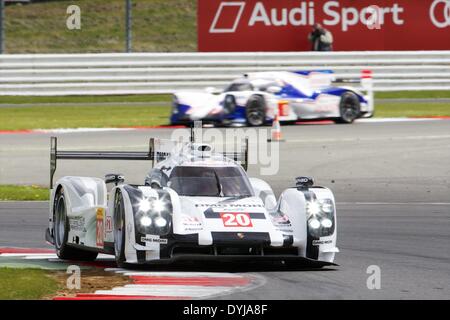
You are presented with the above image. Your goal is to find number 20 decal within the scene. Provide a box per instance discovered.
[220,213,253,227]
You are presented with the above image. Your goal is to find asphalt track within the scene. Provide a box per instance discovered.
[1,119,449,299]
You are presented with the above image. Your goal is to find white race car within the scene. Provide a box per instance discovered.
[46,135,338,267]
[171,70,374,126]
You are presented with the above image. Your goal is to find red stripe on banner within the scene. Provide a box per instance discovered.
[130,275,250,287]
[0,247,55,254]
[54,294,190,300]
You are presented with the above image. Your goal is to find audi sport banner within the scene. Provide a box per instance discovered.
[198,0,450,51]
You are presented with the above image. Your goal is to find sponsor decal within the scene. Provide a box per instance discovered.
[181,215,203,231]
[209,2,246,33]
[199,0,450,51]
[96,208,104,247]
[430,0,450,28]
[271,213,292,227]
[312,239,332,246]
[182,215,201,224]
[221,212,253,227]
[105,216,113,233]
[141,235,168,244]
[196,203,263,208]
[69,216,85,231]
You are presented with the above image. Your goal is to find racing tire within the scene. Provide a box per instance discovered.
[335,91,361,124]
[114,190,127,268]
[53,188,98,261]
[245,95,266,126]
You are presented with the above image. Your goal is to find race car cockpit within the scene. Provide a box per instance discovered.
[147,165,254,198]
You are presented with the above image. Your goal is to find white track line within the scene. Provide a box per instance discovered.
[0,251,260,299]
[0,253,54,257]
[35,128,135,134]
[97,285,235,298]
[338,202,450,205]
[356,118,445,123]
[23,254,59,260]
[2,117,448,135]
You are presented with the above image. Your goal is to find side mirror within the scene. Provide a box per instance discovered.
[105,173,125,186]
[267,86,282,94]
[296,176,314,190]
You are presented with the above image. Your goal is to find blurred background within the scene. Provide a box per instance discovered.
[1,0,197,53]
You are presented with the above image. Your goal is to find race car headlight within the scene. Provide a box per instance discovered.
[321,218,333,228]
[154,216,167,228]
[306,201,321,217]
[138,199,152,212]
[152,199,167,213]
[134,196,172,235]
[140,215,152,227]
[306,198,335,237]
[319,199,333,214]
[308,218,321,229]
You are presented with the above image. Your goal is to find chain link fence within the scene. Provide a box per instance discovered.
[2,0,196,53]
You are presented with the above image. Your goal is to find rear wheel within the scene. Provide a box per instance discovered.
[246,95,266,126]
[53,188,98,261]
[114,190,127,268]
[335,92,361,124]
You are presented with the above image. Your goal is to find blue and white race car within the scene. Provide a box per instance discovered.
[170,71,374,126]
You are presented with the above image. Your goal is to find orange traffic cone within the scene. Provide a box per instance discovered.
[267,115,284,142]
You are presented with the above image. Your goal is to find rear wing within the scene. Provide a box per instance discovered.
[49,134,249,188]
[334,70,373,88]
[294,70,373,96]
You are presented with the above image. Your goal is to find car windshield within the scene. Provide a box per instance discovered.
[224,81,254,92]
[168,166,254,197]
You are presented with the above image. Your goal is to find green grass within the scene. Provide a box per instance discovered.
[1,92,448,105]
[0,94,449,131]
[0,94,171,105]
[375,102,450,118]
[0,105,170,130]
[0,268,58,299]
[0,185,49,201]
[375,91,450,100]
[4,0,197,53]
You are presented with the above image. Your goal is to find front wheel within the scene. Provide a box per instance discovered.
[114,190,127,268]
[53,188,98,261]
[335,92,361,124]
[246,95,266,126]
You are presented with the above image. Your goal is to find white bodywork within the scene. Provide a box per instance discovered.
[173,71,374,123]
[174,89,278,121]
[48,140,339,266]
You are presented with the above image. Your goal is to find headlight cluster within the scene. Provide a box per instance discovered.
[135,197,171,235]
[306,199,335,237]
